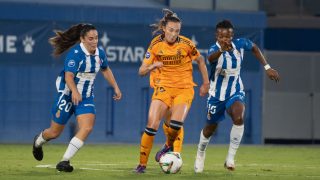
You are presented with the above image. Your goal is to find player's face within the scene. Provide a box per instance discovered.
[163,21,181,44]
[81,30,98,54]
[216,28,234,44]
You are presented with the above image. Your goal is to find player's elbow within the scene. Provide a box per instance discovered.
[195,55,205,64]
[138,66,149,76]
[138,68,146,76]
[251,43,260,53]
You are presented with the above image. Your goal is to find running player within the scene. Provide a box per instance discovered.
[135,9,209,173]
[32,23,122,172]
[194,20,280,173]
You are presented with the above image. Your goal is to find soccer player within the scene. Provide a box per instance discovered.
[32,23,122,172]
[194,20,280,173]
[135,9,209,173]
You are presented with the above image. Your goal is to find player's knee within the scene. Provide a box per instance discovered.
[48,129,62,139]
[169,120,184,131]
[203,124,218,137]
[232,116,244,125]
[230,109,244,125]
[80,126,93,135]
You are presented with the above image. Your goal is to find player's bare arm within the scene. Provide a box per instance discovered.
[207,50,222,63]
[101,67,122,100]
[65,71,82,105]
[252,43,280,82]
[195,55,209,96]
[138,61,163,76]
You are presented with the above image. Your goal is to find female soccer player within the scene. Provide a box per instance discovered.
[194,20,280,173]
[32,23,122,172]
[135,9,209,173]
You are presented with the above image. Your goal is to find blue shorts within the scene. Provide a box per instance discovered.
[51,93,96,125]
[206,92,245,124]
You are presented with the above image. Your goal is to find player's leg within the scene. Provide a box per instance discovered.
[164,111,184,153]
[155,112,173,162]
[56,97,95,172]
[194,96,225,173]
[156,110,184,162]
[166,104,188,149]
[136,99,168,173]
[33,93,72,161]
[165,88,193,155]
[56,113,95,172]
[194,123,218,173]
[225,93,245,171]
[33,121,65,161]
[173,124,184,153]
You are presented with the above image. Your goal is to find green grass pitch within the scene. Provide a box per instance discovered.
[0,144,319,179]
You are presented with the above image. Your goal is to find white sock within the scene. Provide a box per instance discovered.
[35,132,48,147]
[226,124,244,162]
[197,130,211,155]
[62,137,84,161]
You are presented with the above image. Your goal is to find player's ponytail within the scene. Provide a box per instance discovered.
[151,8,181,36]
[49,23,96,57]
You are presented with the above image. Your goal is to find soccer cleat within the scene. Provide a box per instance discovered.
[56,161,74,172]
[134,164,146,173]
[32,135,43,161]
[194,150,206,173]
[224,160,235,171]
[155,144,172,162]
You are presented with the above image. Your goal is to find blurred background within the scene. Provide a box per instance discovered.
[0,0,319,145]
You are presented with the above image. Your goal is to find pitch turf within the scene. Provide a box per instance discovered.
[0,144,319,179]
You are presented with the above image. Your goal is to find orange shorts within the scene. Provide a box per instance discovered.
[152,86,194,109]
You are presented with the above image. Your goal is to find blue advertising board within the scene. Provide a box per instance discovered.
[0,3,265,144]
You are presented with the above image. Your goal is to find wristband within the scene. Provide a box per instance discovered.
[264,64,271,70]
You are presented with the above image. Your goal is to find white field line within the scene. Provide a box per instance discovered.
[35,164,126,172]
[200,163,319,169]
[35,163,320,178]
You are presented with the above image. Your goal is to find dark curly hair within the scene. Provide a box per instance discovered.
[216,20,234,30]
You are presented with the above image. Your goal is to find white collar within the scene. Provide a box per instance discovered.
[215,41,236,49]
[80,42,99,56]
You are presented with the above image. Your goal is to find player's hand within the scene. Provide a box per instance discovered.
[113,87,122,100]
[148,62,163,72]
[200,83,209,97]
[219,40,233,52]
[266,68,280,82]
[152,61,163,69]
[72,91,82,105]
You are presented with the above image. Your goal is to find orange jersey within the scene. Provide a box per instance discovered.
[144,35,201,89]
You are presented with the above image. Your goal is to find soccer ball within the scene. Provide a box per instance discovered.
[159,152,183,174]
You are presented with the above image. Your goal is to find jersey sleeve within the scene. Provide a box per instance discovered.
[189,41,201,61]
[207,44,219,56]
[99,48,109,70]
[143,45,156,65]
[64,50,80,75]
[237,38,254,51]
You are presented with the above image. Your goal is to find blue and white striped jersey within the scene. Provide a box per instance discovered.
[56,43,108,98]
[207,38,253,101]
